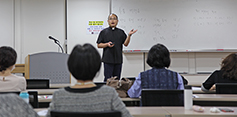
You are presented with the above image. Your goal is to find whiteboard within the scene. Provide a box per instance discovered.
[112,0,237,51]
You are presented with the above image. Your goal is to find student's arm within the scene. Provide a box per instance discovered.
[123,29,137,46]
[177,74,184,90]
[201,71,218,92]
[127,73,141,98]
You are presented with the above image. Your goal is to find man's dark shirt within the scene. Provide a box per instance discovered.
[97,27,127,64]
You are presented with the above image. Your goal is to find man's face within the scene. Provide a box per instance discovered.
[108,14,118,28]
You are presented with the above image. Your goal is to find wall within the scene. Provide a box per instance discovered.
[13,0,66,63]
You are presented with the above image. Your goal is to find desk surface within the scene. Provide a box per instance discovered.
[162,107,237,117]
[35,107,237,117]
[38,96,140,103]
[38,94,237,104]
[194,94,237,101]
[30,86,210,95]
[27,89,58,95]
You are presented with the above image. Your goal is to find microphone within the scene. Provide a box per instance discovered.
[48,35,64,53]
[48,36,59,43]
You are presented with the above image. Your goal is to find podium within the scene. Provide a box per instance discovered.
[25,52,70,84]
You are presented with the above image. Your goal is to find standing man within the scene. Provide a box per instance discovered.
[97,13,137,82]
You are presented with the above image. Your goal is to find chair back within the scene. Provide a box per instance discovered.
[216,83,237,94]
[50,110,121,117]
[0,91,38,108]
[26,79,50,89]
[94,82,106,87]
[141,89,184,106]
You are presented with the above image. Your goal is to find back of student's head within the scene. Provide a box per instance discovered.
[146,43,170,68]
[67,43,101,81]
[221,53,237,80]
[0,46,17,72]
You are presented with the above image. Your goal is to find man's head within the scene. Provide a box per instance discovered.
[107,13,118,28]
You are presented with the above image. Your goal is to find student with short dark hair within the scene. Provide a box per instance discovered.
[0,46,26,91]
[202,53,237,92]
[46,43,132,117]
[127,43,184,98]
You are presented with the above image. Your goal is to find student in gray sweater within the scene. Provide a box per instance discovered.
[46,43,132,117]
[0,94,39,117]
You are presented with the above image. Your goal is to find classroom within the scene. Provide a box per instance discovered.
[1,0,237,116]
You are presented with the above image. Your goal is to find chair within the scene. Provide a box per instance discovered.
[141,89,184,106]
[50,110,121,117]
[26,79,50,89]
[0,91,39,108]
[216,83,237,94]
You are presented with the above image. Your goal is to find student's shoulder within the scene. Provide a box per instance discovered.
[11,74,26,80]
[210,70,222,76]
[53,87,68,94]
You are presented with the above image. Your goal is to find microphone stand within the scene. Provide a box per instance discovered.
[54,41,64,53]
[49,36,64,53]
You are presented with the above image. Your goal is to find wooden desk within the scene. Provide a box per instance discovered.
[31,87,211,95]
[193,94,237,106]
[37,97,140,103]
[194,94,237,101]
[35,89,237,106]
[35,107,237,117]
[162,107,237,117]
[27,89,58,95]
[11,64,25,74]
[35,107,169,117]
[127,107,169,117]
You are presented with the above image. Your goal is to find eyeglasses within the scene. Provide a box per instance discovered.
[108,18,117,20]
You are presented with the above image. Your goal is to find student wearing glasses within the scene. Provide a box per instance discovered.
[96,13,137,82]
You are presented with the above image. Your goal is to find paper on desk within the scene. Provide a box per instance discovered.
[37,109,48,116]
[192,87,201,91]
[38,95,53,99]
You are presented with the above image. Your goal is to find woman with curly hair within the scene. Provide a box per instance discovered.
[0,46,26,91]
[202,53,237,92]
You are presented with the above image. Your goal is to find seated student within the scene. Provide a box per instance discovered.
[202,53,237,92]
[0,93,39,117]
[0,46,26,91]
[46,44,132,117]
[127,43,184,98]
